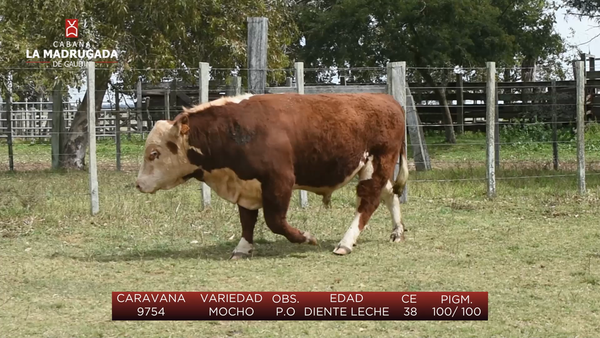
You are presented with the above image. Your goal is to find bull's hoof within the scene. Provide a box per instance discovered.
[390,231,405,243]
[333,245,352,255]
[302,232,318,245]
[230,251,252,260]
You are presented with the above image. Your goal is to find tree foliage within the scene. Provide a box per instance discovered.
[0,0,298,168]
[1,0,298,95]
[565,0,600,19]
[293,0,564,77]
[291,0,566,142]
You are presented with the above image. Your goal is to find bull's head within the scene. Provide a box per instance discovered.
[135,114,197,193]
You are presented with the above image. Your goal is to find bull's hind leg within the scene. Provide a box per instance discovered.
[333,154,391,255]
[386,153,408,242]
[261,174,318,246]
[381,181,405,242]
[230,205,258,260]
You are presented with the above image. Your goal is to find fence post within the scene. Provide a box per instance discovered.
[227,76,243,96]
[575,61,586,195]
[199,62,212,209]
[551,80,559,170]
[456,73,464,134]
[295,62,309,208]
[126,103,131,141]
[388,61,408,203]
[5,74,14,172]
[115,89,121,171]
[233,76,242,96]
[165,88,170,120]
[87,61,100,215]
[0,89,4,130]
[247,17,268,94]
[495,81,500,168]
[136,79,143,139]
[486,61,497,199]
[405,87,431,171]
[51,82,64,169]
[25,98,29,139]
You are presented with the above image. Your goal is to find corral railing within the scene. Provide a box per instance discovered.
[0,60,596,214]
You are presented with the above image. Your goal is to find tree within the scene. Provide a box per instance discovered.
[565,0,600,19]
[0,0,298,169]
[292,0,566,143]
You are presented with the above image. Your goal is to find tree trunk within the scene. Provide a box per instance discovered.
[521,55,537,121]
[60,70,111,169]
[418,68,456,143]
[521,55,536,82]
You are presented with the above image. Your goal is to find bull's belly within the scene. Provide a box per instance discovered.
[201,157,367,210]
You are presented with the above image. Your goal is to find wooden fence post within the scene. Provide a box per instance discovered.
[165,88,170,120]
[136,79,143,139]
[456,73,464,134]
[199,62,212,209]
[227,76,243,96]
[5,74,14,172]
[486,61,497,199]
[551,80,559,170]
[51,81,64,169]
[247,17,268,94]
[295,62,309,208]
[233,76,242,96]
[87,61,100,215]
[115,89,121,171]
[0,89,4,131]
[575,60,586,195]
[126,95,131,141]
[495,81,500,168]
[405,87,431,171]
[388,61,408,203]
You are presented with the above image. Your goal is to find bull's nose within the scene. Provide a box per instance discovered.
[135,181,142,191]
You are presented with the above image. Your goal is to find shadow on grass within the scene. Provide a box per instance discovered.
[58,238,346,262]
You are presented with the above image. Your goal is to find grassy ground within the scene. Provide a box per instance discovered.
[1,128,600,337]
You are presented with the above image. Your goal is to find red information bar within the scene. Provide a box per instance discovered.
[112,292,487,321]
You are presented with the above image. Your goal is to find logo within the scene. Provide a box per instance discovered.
[65,19,78,38]
[25,18,123,67]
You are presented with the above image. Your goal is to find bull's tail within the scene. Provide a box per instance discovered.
[392,137,409,196]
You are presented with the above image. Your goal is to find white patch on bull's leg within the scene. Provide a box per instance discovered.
[230,237,254,259]
[381,180,405,242]
[333,212,362,255]
[359,155,374,181]
[301,231,318,245]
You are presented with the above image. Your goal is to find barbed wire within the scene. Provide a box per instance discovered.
[0,136,595,148]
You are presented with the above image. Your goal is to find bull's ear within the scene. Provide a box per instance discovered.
[172,112,190,136]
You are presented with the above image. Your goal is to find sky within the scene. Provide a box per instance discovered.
[554,3,600,64]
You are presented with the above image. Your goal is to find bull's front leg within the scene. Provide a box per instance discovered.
[230,205,259,260]
[261,174,318,246]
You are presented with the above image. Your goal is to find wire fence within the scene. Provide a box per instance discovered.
[0,61,598,213]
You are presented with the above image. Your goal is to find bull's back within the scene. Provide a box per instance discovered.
[252,93,405,189]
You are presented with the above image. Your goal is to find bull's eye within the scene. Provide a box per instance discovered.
[149,150,160,161]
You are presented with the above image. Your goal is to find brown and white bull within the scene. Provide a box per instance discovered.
[135,93,409,258]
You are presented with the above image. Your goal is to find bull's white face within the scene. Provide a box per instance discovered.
[135,119,197,194]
